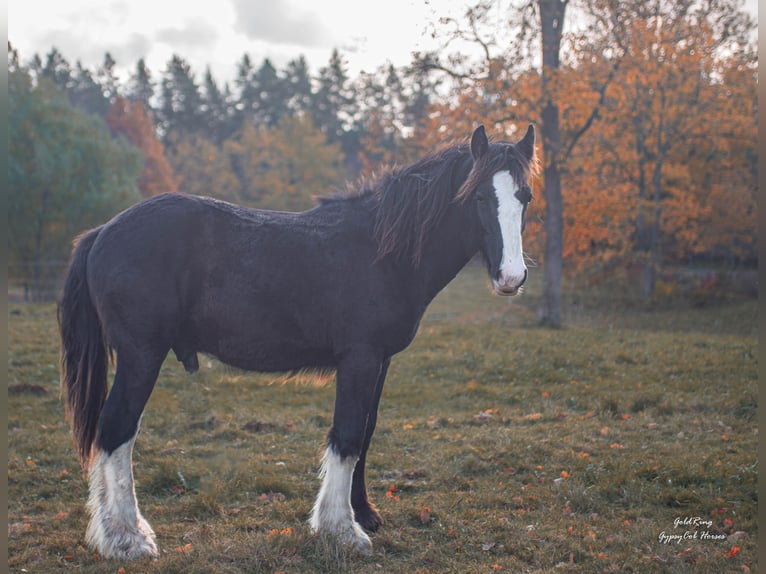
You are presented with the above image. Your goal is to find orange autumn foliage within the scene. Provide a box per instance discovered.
[107,97,179,197]
[364,1,756,282]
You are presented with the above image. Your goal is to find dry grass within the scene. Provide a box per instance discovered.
[8,266,757,573]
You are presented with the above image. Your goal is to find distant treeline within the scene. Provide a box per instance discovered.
[8,0,758,301]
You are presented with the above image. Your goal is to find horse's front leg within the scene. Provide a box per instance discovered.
[309,346,384,554]
[351,357,390,532]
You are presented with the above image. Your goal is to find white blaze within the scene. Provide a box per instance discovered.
[492,171,527,291]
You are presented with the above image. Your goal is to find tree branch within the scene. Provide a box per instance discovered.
[562,58,621,162]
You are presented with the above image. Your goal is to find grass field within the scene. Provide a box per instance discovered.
[8,265,758,573]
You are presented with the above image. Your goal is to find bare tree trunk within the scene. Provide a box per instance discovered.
[537,0,567,327]
[645,147,664,298]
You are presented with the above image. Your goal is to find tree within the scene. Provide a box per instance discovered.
[574,0,757,293]
[107,96,179,197]
[284,56,314,116]
[68,61,110,117]
[201,67,237,143]
[159,54,205,139]
[126,58,155,111]
[252,58,288,126]
[166,132,240,200]
[312,49,355,143]
[536,0,567,326]
[355,64,410,175]
[40,47,72,92]
[9,69,142,299]
[97,52,120,102]
[224,115,344,211]
[234,53,257,124]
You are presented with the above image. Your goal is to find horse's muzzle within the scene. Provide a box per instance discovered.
[493,269,527,296]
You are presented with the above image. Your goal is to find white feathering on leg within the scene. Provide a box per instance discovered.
[309,447,372,554]
[85,433,158,559]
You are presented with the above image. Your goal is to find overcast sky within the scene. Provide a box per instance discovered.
[9,0,758,87]
[9,0,471,85]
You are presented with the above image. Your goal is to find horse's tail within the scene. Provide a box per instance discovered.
[58,226,109,472]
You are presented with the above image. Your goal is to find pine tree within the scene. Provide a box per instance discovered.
[312,49,355,143]
[284,56,314,116]
[69,62,110,117]
[159,54,204,140]
[202,67,236,143]
[127,58,155,111]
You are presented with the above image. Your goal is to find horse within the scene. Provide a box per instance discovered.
[58,124,536,559]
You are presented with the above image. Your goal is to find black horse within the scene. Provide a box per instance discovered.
[58,124,536,558]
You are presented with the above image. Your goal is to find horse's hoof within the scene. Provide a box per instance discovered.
[354,505,383,533]
[86,516,159,560]
[340,525,373,555]
[314,521,373,555]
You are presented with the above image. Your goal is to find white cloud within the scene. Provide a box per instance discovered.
[231,0,330,47]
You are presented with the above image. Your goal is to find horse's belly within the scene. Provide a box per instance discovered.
[206,337,335,373]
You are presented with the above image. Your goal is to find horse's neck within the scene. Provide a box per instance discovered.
[413,205,479,304]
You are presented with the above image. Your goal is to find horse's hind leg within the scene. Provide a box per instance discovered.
[86,349,165,559]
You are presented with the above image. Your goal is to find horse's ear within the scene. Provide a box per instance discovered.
[470,125,489,161]
[518,124,535,162]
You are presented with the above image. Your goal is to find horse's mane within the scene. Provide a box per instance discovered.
[319,138,535,266]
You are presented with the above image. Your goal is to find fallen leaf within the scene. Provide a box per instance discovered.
[258,491,285,504]
[419,506,431,524]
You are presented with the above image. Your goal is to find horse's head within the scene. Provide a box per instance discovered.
[460,124,536,296]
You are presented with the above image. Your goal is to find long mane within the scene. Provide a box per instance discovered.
[320,144,473,265]
[319,137,535,266]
